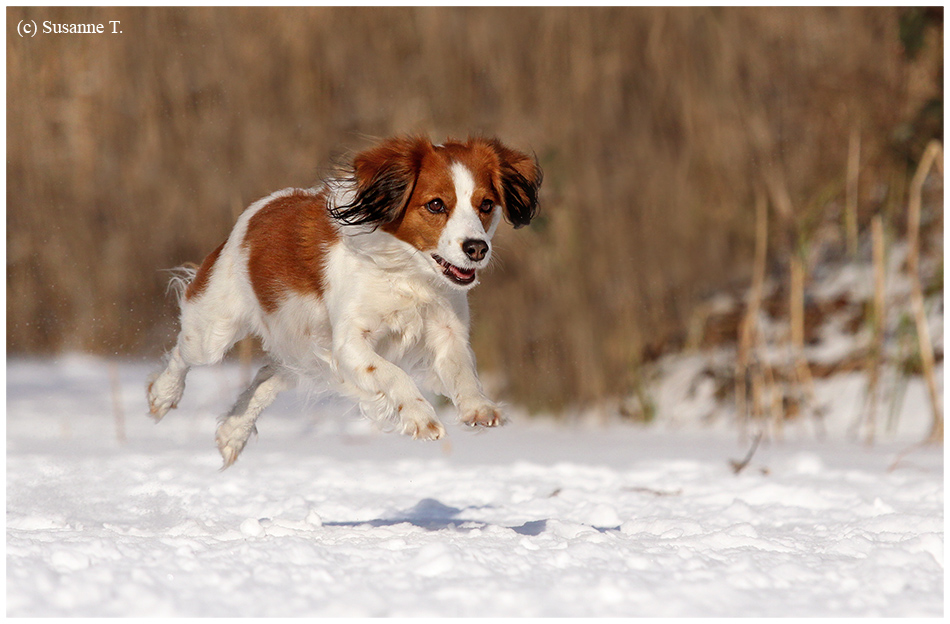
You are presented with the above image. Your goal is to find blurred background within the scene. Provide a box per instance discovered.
[7,7,943,431]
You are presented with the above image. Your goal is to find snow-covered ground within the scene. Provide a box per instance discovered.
[6,354,943,616]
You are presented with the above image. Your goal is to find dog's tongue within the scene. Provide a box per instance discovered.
[450,264,476,280]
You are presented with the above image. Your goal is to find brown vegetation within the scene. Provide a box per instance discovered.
[7,7,943,410]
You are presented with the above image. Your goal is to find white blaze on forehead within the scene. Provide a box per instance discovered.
[438,162,493,266]
[450,161,476,210]
[446,162,486,238]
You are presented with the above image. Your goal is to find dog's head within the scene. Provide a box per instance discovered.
[331,136,542,289]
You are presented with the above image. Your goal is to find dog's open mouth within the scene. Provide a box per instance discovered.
[432,254,477,286]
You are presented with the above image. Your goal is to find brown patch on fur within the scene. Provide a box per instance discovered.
[243,189,339,313]
[185,240,226,301]
[381,148,453,251]
[366,365,377,373]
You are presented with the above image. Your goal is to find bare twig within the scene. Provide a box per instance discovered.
[887,440,934,473]
[906,140,943,444]
[730,431,764,474]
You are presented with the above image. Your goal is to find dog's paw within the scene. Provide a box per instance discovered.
[460,401,505,428]
[146,372,184,422]
[215,418,258,469]
[398,400,446,441]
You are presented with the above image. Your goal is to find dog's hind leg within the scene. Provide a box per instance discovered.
[147,315,246,422]
[147,346,191,421]
[148,249,249,422]
[216,363,295,468]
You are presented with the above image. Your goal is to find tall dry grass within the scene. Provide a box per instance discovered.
[7,7,942,410]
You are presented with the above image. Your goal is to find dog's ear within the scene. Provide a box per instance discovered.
[488,139,543,229]
[330,136,430,227]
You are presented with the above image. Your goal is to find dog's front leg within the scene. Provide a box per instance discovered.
[425,308,504,429]
[333,325,446,440]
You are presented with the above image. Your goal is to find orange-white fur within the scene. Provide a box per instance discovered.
[147,136,542,467]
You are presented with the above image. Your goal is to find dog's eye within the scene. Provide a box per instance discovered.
[426,198,446,214]
[479,199,495,214]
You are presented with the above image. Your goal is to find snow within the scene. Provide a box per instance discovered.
[6,355,944,617]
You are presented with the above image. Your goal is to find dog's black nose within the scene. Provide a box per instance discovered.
[462,239,489,262]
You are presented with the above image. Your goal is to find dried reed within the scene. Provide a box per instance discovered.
[906,140,943,443]
[861,215,886,444]
[736,189,769,438]
[789,254,815,401]
[845,128,862,258]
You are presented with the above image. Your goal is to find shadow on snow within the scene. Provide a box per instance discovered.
[322,497,615,536]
